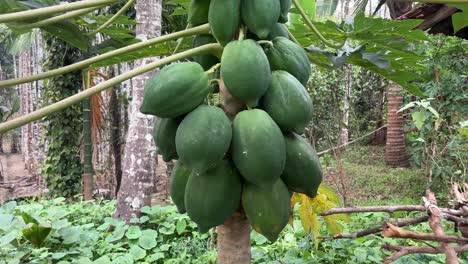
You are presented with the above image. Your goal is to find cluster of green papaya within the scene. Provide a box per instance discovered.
[140,0,322,242]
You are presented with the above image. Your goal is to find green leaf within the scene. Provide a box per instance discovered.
[175,219,187,235]
[129,246,146,260]
[412,111,426,130]
[125,226,142,240]
[42,21,89,51]
[138,234,157,250]
[22,223,52,247]
[449,4,468,33]
[146,253,164,262]
[93,256,111,264]
[0,214,14,231]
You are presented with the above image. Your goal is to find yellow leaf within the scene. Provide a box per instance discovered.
[324,215,343,235]
[298,194,320,241]
[289,193,296,226]
[318,184,342,206]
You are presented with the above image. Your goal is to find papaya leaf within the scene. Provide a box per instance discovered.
[298,194,320,245]
[449,4,468,33]
[324,215,344,235]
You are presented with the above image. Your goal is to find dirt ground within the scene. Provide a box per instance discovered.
[0,141,37,203]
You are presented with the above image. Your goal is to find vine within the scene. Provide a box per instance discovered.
[41,33,83,198]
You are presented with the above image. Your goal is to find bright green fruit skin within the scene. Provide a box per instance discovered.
[185,160,242,233]
[153,117,182,162]
[267,23,289,40]
[278,0,291,23]
[188,0,211,26]
[242,179,290,242]
[221,40,272,107]
[192,34,219,70]
[266,37,311,86]
[170,161,192,214]
[176,105,232,173]
[140,62,210,118]
[282,133,323,198]
[241,0,281,39]
[231,109,286,187]
[261,71,313,134]
[209,0,241,46]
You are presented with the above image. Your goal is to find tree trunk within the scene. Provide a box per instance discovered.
[115,0,163,221]
[339,65,352,145]
[386,0,412,19]
[109,67,123,197]
[83,71,93,200]
[385,82,410,167]
[217,78,251,264]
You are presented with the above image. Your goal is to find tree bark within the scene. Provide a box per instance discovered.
[115,0,162,221]
[109,67,123,197]
[386,0,413,19]
[385,82,410,167]
[217,78,251,264]
[339,65,352,145]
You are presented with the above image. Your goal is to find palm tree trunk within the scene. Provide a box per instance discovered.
[115,0,163,221]
[217,79,251,264]
[385,82,410,167]
[83,70,93,200]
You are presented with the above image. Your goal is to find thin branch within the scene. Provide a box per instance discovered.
[444,214,468,225]
[86,0,136,36]
[12,6,102,30]
[0,0,119,23]
[0,43,223,134]
[0,24,211,89]
[323,216,429,240]
[321,205,467,216]
[291,0,345,49]
[383,243,468,264]
[382,223,468,244]
[404,0,468,3]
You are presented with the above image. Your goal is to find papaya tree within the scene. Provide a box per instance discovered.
[0,0,467,263]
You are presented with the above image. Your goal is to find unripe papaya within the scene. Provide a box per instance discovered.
[267,23,289,40]
[209,0,241,46]
[141,62,210,118]
[221,40,271,107]
[231,109,286,187]
[188,0,210,26]
[261,71,313,134]
[176,105,232,173]
[282,133,322,198]
[185,160,242,233]
[242,179,290,242]
[153,117,182,162]
[279,0,291,23]
[265,37,311,86]
[170,162,192,214]
[241,0,281,39]
[192,34,219,70]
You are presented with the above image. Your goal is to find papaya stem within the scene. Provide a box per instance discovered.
[282,24,301,46]
[291,0,344,49]
[0,23,211,88]
[0,0,120,23]
[205,63,221,74]
[171,23,192,55]
[87,0,136,36]
[238,25,246,41]
[0,43,223,133]
[256,40,274,48]
[12,6,102,30]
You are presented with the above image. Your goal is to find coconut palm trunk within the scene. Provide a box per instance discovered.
[385,82,410,167]
[115,0,163,221]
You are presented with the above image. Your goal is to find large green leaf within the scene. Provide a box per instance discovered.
[449,4,468,33]
[41,21,89,51]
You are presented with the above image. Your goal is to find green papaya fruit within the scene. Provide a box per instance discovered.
[279,0,291,23]
[209,0,241,46]
[188,0,210,26]
[176,105,232,173]
[185,160,242,233]
[261,71,313,134]
[141,62,210,118]
[153,117,183,162]
[242,179,290,242]
[267,23,289,40]
[231,109,286,186]
[221,40,271,107]
[192,34,219,70]
[282,133,322,198]
[241,0,281,39]
[170,162,192,213]
[265,37,311,86]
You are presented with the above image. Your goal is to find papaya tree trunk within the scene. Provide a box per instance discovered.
[217,79,251,264]
[115,0,162,221]
[83,70,93,200]
[385,82,410,167]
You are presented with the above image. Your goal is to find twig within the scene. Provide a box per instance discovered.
[382,243,468,264]
[444,214,468,225]
[382,223,468,244]
[321,205,467,217]
[425,190,459,264]
[323,216,429,240]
